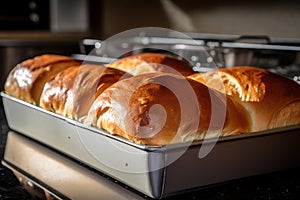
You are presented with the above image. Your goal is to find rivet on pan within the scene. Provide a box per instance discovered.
[95,42,101,49]
[207,57,213,63]
[191,55,199,62]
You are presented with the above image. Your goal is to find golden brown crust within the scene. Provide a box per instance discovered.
[107,53,194,76]
[7,54,298,146]
[40,64,131,120]
[189,67,268,102]
[4,54,82,105]
[86,73,250,146]
[268,101,300,129]
[189,66,300,131]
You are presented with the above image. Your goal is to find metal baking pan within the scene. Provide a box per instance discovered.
[2,131,144,200]
[2,92,300,199]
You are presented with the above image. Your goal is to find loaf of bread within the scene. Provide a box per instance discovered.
[188,66,300,132]
[4,54,82,105]
[85,73,250,146]
[106,53,195,76]
[40,64,131,120]
[4,53,300,146]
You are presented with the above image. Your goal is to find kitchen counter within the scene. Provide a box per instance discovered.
[0,101,300,200]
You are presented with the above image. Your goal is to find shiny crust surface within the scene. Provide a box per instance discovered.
[40,64,131,120]
[4,54,81,105]
[86,73,250,146]
[189,66,268,102]
[189,66,300,131]
[5,53,300,146]
[107,53,194,76]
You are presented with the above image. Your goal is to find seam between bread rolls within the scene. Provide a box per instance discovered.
[4,54,300,146]
[85,72,251,146]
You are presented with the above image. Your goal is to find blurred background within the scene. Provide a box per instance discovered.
[1,0,300,88]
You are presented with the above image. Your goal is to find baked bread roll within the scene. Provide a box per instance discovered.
[188,66,300,131]
[106,53,194,76]
[4,54,82,105]
[40,64,131,120]
[85,73,250,146]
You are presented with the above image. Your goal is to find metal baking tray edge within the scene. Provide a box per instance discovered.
[2,131,145,200]
[2,92,300,198]
[1,92,165,198]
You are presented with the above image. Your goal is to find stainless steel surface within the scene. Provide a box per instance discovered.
[2,92,300,199]
[3,101,300,199]
[79,35,300,80]
[50,0,89,32]
[1,92,162,198]
[3,131,144,200]
[0,103,35,199]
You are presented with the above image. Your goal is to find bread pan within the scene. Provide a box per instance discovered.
[2,92,300,199]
